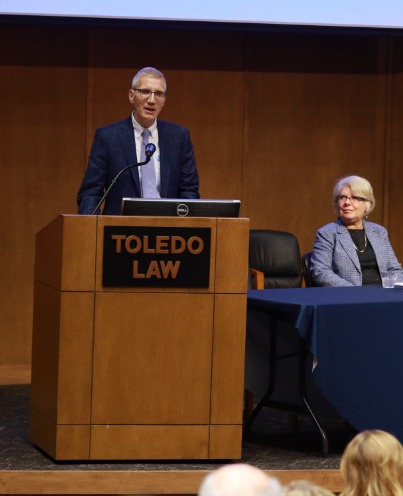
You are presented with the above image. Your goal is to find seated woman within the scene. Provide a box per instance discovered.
[311,175,402,286]
[341,430,403,496]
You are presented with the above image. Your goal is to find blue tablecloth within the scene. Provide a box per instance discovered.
[247,286,403,440]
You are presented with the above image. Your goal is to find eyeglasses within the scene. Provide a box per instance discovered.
[133,88,166,100]
[337,195,368,204]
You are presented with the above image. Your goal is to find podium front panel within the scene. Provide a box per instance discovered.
[90,425,209,460]
[91,292,214,425]
[31,215,249,460]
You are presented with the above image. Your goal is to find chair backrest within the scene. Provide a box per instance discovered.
[302,251,316,288]
[249,230,302,289]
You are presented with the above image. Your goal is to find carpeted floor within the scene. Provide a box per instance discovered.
[0,384,357,471]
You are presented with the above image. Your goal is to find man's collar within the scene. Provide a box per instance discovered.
[131,112,157,137]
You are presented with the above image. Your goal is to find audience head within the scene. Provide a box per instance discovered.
[198,463,282,496]
[341,430,403,496]
[282,480,335,496]
[332,175,375,216]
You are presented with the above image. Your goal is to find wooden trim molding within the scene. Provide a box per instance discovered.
[0,469,343,494]
[0,366,31,385]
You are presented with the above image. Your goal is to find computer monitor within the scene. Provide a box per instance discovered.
[121,198,241,217]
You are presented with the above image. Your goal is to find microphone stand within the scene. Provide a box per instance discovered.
[91,156,151,215]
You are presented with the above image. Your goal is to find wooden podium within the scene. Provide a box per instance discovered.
[30,214,249,460]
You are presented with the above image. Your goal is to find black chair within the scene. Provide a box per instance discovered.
[245,231,330,454]
[302,251,316,288]
[246,230,302,425]
[248,230,302,289]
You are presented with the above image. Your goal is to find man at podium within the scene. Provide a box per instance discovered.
[77,67,200,215]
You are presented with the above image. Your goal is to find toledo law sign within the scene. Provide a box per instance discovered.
[102,226,211,288]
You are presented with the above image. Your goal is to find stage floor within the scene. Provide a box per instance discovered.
[0,385,355,494]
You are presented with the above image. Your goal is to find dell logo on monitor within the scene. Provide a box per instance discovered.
[177,204,189,216]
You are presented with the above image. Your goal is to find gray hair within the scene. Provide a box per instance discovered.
[131,67,166,92]
[282,480,335,496]
[198,464,282,496]
[332,175,376,216]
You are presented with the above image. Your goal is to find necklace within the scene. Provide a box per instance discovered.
[352,232,367,253]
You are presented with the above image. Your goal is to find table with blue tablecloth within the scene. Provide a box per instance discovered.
[247,286,403,441]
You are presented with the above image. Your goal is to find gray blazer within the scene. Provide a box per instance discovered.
[311,218,402,287]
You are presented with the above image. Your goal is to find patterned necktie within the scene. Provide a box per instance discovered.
[140,128,158,198]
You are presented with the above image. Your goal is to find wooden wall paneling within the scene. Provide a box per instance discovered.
[381,38,394,232]
[85,27,96,164]
[0,365,31,385]
[242,33,389,257]
[387,37,403,264]
[88,28,246,201]
[241,67,251,219]
[91,292,214,425]
[2,21,403,381]
[0,25,89,366]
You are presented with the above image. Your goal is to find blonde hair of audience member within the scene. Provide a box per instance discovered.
[341,430,403,496]
[198,463,282,496]
[282,480,335,496]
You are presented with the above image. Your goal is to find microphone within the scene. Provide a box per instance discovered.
[91,143,157,215]
[145,143,156,157]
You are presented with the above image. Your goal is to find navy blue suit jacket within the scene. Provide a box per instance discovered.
[77,116,200,215]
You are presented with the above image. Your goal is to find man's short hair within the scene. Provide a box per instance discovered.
[198,464,282,496]
[131,67,167,92]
